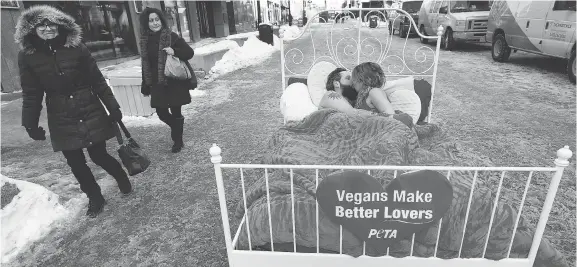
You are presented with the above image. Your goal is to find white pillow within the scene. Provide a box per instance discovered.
[280,82,318,122]
[388,90,421,124]
[307,61,338,107]
[382,76,415,96]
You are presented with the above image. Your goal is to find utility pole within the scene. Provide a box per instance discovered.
[256,0,262,28]
[288,0,292,25]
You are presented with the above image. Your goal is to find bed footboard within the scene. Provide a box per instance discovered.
[210,144,573,267]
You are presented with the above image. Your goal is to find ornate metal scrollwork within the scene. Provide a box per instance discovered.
[281,8,441,78]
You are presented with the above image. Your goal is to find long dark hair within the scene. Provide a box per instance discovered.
[139,7,168,34]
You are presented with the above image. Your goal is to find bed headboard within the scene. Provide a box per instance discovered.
[279,8,445,122]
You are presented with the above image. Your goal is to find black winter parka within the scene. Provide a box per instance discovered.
[15,5,121,152]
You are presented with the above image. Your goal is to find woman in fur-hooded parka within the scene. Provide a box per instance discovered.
[15,5,132,218]
[15,5,121,152]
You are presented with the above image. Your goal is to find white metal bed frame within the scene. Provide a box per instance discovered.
[210,8,574,267]
[211,145,572,267]
[279,8,444,124]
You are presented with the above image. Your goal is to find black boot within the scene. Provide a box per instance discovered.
[66,158,107,218]
[112,168,132,195]
[86,193,106,218]
[171,116,184,153]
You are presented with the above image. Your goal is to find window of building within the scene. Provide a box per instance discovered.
[196,1,215,38]
[161,0,192,42]
[233,0,256,34]
[23,1,138,61]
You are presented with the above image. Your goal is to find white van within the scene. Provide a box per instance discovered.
[418,0,492,50]
[486,0,576,83]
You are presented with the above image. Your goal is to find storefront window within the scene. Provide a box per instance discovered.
[23,1,138,61]
[233,0,255,34]
[162,0,192,43]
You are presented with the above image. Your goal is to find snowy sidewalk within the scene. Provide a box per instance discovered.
[0,26,304,266]
[1,38,287,266]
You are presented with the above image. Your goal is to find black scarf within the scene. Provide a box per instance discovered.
[140,28,172,86]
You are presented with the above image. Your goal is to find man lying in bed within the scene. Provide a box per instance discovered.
[319,66,414,128]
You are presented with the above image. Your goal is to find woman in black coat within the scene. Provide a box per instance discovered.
[139,8,197,153]
[15,5,131,218]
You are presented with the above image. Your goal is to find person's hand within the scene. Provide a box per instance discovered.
[26,126,46,141]
[109,108,123,122]
[163,47,175,55]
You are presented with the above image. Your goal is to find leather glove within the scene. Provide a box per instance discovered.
[109,108,123,122]
[26,126,46,141]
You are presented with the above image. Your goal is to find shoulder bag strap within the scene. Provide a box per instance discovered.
[117,120,132,139]
[115,122,124,145]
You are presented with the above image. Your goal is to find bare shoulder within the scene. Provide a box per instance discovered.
[320,91,343,106]
[367,87,385,97]
[319,91,353,111]
[327,91,344,100]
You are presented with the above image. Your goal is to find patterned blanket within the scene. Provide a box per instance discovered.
[232,109,568,267]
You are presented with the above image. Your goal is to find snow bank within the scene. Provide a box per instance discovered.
[1,175,71,264]
[208,35,280,78]
[195,40,239,55]
[121,114,164,127]
[225,31,258,40]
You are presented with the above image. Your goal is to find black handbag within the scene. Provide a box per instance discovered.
[183,60,198,90]
[115,121,151,176]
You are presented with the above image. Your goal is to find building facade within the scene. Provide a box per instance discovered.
[1,0,289,93]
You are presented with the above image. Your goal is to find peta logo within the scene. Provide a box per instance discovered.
[551,22,573,29]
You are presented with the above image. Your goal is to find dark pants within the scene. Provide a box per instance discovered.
[62,141,125,199]
[156,106,183,122]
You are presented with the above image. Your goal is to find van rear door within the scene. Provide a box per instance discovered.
[513,0,554,53]
[541,0,576,58]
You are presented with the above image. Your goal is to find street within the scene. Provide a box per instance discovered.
[1,22,575,266]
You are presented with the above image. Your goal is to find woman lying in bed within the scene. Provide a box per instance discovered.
[319,64,414,128]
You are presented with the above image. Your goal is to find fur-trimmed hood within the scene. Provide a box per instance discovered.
[14,5,82,55]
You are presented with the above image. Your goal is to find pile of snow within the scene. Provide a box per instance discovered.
[189,89,206,98]
[121,113,164,127]
[1,175,72,264]
[208,35,280,78]
[280,25,301,39]
[195,40,239,55]
[225,31,258,40]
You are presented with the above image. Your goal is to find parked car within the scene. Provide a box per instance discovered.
[418,0,492,49]
[487,0,576,83]
[389,0,424,38]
